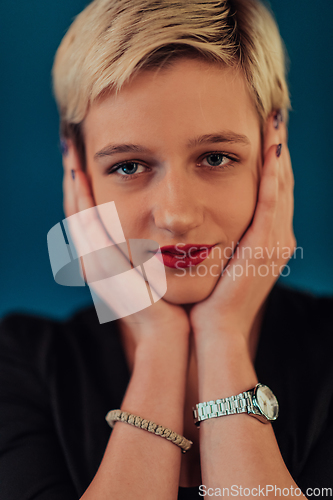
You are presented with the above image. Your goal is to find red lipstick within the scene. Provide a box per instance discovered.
[157,243,216,269]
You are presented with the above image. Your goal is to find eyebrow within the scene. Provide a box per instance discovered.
[94,131,250,160]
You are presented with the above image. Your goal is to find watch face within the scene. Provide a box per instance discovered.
[255,384,279,420]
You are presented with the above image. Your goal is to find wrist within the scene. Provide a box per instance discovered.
[135,332,189,366]
[119,314,190,361]
[135,323,190,356]
[194,328,250,357]
[193,314,249,343]
[195,334,258,402]
[122,334,189,434]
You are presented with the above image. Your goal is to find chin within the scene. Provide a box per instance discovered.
[161,273,219,305]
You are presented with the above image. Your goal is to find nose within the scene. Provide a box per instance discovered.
[151,167,204,237]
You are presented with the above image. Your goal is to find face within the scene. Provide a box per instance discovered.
[82,58,263,304]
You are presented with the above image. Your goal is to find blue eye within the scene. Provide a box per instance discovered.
[204,154,230,167]
[107,162,148,178]
[118,162,140,175]
[207,154,223,166]
[106,152,236,181]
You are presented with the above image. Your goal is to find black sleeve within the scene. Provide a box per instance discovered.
[295,294,333,498]
[0,313,78,500]
[297,416,333,497]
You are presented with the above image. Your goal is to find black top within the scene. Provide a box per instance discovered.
[0,282,333,500]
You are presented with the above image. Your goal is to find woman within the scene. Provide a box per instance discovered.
[1,0,332,498]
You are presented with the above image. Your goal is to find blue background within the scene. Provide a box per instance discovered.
[1,1,332,320]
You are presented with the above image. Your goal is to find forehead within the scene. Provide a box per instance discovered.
[83,58,260,148]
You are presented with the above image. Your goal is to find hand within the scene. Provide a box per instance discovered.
[62,141,190,347]
[189,111,296,346]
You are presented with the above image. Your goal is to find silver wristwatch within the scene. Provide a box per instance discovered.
[192,383,279,426]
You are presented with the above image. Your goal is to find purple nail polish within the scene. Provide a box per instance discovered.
[60,138,68,156]
[276,143,282,158]
[71,169,75,180]
[273,109,283,130]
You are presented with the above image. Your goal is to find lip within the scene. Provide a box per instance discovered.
[157,243,216,269]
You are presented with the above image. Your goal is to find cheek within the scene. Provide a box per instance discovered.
[88,174,147,236]
[89,173,128,215]
[216,171,258,244]
[88,172,110,205]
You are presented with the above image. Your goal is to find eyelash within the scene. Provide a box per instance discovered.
[106,152,238,181]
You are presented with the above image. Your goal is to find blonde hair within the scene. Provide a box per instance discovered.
[52,0,291,151]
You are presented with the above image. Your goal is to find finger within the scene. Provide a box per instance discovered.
[217,144,279,284]
[267,118,295,234]
[62,141,113,254]
[68,170,113,256]
[62,139,82,174]
[262,110,286,159]
[60,142,159,309]
[275,140,294,229]
[250,143,280,238]
[60,140,111,261]
[258,137,296,263]
[279,124,294,188]
[63,143,164,300]
[63,168,76,218]
[62,140,81,218]
[70,169,139,276]
[262,112,295,230]
[73,169,133,255]
[75,169,96,213]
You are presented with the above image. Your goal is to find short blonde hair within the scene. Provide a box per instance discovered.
[52,0,291,146]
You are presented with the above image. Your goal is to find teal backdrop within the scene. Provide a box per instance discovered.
[1,1,332,319]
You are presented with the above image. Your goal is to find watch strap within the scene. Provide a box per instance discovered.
[192,390,258,426]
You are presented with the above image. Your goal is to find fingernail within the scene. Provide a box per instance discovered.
[273,109,283,130]
[71,169,75,180]
[276,143,282,158]
[60,138,68,156]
